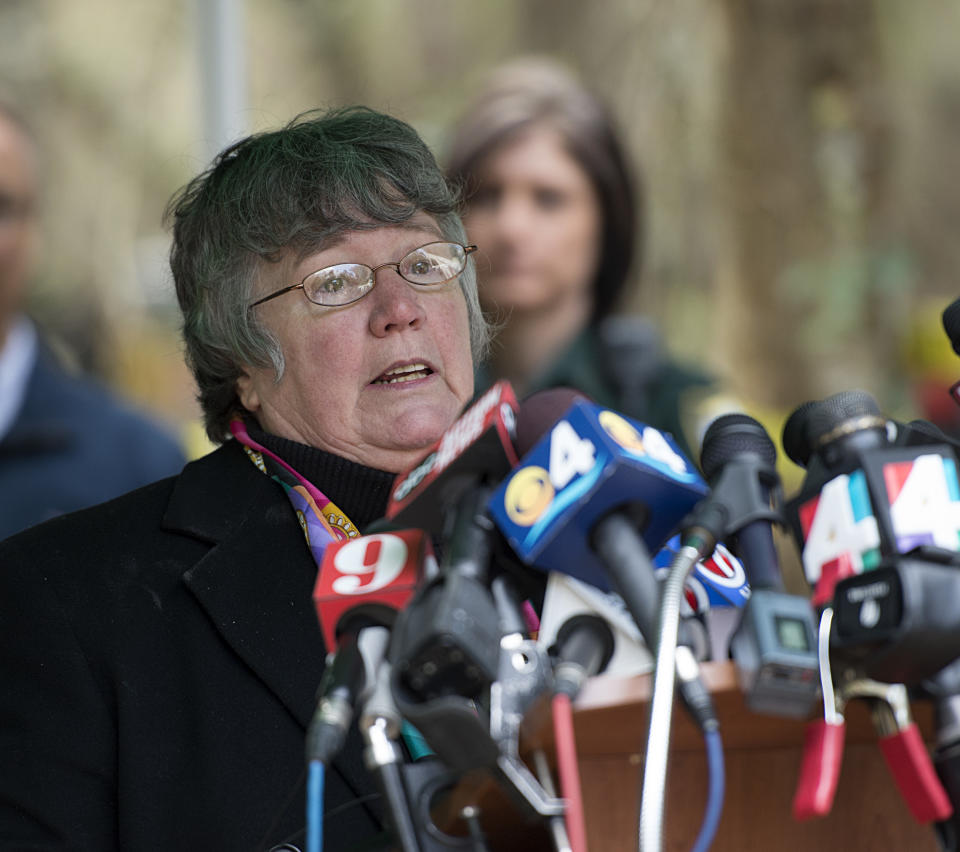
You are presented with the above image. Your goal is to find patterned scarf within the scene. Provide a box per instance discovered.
[230,418,362,565]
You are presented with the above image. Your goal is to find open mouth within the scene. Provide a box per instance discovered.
[371,362,434,385]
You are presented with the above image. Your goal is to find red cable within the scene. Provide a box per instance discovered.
[552,692,588,852]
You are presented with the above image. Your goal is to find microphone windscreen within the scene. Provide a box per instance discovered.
[514,387,590,457]
[700,413,777,481]
[782,400,821,468]
[943,297,960,357]
[806,389,882,446]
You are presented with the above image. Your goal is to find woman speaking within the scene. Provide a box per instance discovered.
[0,106,489,850]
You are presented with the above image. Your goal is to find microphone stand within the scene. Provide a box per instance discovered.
[360,660,422,852]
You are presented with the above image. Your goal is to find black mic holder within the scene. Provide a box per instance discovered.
[392,569,502,705]
[390,581,565,823]
[386,646,563,849]
[707,455,785,558]
[831,548,960,686]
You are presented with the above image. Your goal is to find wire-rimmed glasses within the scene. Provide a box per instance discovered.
[248,241,477,309]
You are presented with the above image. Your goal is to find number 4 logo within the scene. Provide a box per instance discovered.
[548,420,596,489]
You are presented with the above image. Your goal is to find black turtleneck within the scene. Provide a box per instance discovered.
[245,421,397,532]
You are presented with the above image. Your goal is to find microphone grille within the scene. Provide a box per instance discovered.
[806,389,882,446]
[781,400,821,468]
[700,413,777,481]
[943,297,960,357]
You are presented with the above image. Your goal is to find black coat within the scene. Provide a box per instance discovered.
[0,440,383,851]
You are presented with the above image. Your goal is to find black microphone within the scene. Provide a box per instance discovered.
[385,380,520,534]
[306,624,390,764]
[695,413,820,718]
[699,414,785,590]
[386,395,570,824]
[943,297,960,358]
[784,390,960,685]
[549,613,616,699]
[384,383,528,775]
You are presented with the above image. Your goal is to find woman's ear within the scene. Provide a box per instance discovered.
[235,368,261,413]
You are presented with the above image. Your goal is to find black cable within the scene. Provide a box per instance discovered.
[370,761,421,852]
[262,791,386,852]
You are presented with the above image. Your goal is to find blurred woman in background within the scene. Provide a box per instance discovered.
[446,57,714,456]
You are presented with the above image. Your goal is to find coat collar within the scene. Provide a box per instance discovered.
[160,442,380,821]
[163,440,325,728]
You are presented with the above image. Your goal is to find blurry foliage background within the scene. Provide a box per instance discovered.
[1,0,959,465]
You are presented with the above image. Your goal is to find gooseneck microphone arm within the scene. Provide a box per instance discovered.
[640,521,723,852]
[591,511,716,729]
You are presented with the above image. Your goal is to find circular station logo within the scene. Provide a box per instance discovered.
[504,466,555,526]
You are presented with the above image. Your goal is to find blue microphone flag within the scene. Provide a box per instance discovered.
[488,400,709,592]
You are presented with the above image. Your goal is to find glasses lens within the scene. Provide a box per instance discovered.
[399,242,466,286]
[302,263,374,306]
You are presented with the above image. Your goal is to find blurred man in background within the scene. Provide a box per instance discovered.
[0,101,185,540]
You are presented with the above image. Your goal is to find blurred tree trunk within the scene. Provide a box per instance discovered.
[716,0,895,407]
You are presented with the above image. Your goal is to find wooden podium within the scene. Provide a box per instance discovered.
[524,661,941,851]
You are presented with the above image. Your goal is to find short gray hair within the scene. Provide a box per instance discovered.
[165,106,490,443]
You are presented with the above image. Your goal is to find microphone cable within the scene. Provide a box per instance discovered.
[550,612,616,852]
[306,760,325,852]
[552,691,587,852]
[690,727,725,852]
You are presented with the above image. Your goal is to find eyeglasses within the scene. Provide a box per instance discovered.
[248,241,477,309]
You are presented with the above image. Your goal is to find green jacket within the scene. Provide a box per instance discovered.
[474,324,713,461]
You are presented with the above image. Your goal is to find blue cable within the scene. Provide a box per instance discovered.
[690,727,725,852]
[306,759,325,852]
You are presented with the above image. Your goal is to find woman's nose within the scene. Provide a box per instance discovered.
[490,194,534,245]
[366,267,426,336]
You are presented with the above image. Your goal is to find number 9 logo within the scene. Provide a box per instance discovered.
[330,534,407,595]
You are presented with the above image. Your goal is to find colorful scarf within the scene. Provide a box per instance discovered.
[230,418,361,565]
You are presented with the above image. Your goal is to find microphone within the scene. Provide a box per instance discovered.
[944,297,960,358]
[488,397,709,594]
[385,380,520,534]
[537,572,658,682]
[308,530,434,763]
[785,390,897,606]
[784,390,960,685]
[498,392,713,659]
[549,609,616,699]
[695,413,820,718]
[387,385,591,713]
[487,397,722,730]
[382,389,597,826]
[537,538,750,678]
[312,530,435,655]
[384,383,527,773]
[698,414,785,591]
[653,535,751,662]
[922,660,960,844]
[307,625,390,764]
